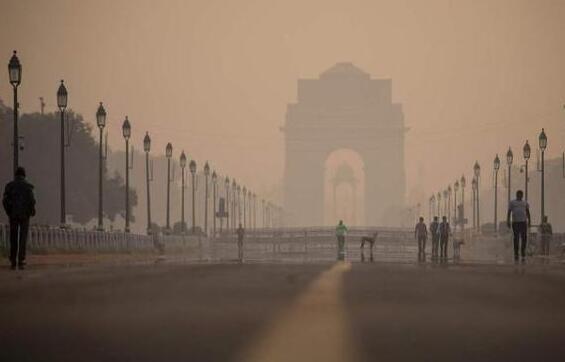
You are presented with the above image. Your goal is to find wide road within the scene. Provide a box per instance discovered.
[1,258,565,361]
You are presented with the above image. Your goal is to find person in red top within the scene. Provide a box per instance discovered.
[415,217,428,256]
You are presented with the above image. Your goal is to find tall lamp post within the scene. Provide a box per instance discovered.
[430,195,435,221]
[242,186,247,228]
[523,140,530,202]
[96,103,107,231]
[203,162,210,236]
[471,177,477,229]
[237,185,242,225]
[493,154,500,233]
[474,161,481,231]
[453,181,459,226]
[180,151,187,233]
[9,51,22,176]
[143,132,152,234]
[539,128,547,222]
[57,80,68,227]
[506,147,513,206]
[122,117,131,233]
[460,175,466,230]
[165,143,173,232]
[232,180,237,228]
[212,171,217,237]
[225,177,230,231]
[189,160,197,233]
[436,192,441,217]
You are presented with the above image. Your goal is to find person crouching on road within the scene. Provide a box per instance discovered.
[415,217,428,256]
[507,190,531,262]
[438,216,451,259]
[335,220,348,261]
[3,167,36,270]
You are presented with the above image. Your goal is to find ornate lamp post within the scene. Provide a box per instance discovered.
[436,192,441,217]
[460,175,466,229]
[539,128,547,221]
[165,143,173,232]
[237,185,242,225]
[180,151,187,233]
[189,160,197,233]
[96,103,107,231]
[453,181,459,226]
[474,161,481,231]
[8,51,22,176]
[220,176,230,232]
[143,132,152,234]
[252,193,257,230]
[471,177,477,229]
[494,154,501,233]
[242,186,247,228]
[523,140,531,202]
[204,162,210,236]
[57,80,68,227]
[122,117,131,232]
[262,199,266,227]
[430,195,435,221]
[212,171,217,237]
[232,180,237,228]
[443,189,448,218]
[506,147,513,206]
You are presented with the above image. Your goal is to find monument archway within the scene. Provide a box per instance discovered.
[282,63,406,226]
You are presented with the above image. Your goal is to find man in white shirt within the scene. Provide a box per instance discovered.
[507,190,531,262]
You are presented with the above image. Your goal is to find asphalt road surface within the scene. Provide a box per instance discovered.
[1,258,565,362]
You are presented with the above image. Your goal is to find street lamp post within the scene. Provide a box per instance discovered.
[204,162,210,236]
[506,147,513,206]
[9,51,22,176]
[237,185,242,225]
[232,180,237,228]
[474,161,481,231]
[165,143,173,232]
[443,190,448,217]
[430,195,435,221]
[57,80,68,227]
[523,140,531,202]
[143,132,152,234]
[180,151,187,233]
[471,177,477,229]
[242,186,247,228]
[225,177,230,232]
[460,175,466,230]
[494,154,501,233]
[454,181,459,226]
[539,128,547,222]
[212,171,217,238]
[436,192,441,217]
[96,103,107,231]
[189,160,197,233]
[122,117,131,233]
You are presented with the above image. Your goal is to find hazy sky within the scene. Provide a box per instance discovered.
[1,0,564,205]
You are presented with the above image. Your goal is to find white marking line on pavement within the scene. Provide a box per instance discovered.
[238,262,358,362]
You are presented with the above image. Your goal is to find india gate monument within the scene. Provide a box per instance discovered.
[283,63,407,226]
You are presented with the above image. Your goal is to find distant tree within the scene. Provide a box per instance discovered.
[0,99,136,225]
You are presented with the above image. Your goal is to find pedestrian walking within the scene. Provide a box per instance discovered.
[438,216,450,259]
[335,220,348,261]
[415,217,428,255]
[2,167,36,270]
[236,223,245,262]
[539,215,553,257]
[506,190,531,262]
[430,216,440,257]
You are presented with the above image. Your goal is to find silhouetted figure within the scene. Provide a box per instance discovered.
[3,167,36,270]
[507,190,531,262]
[335,220,348,261]
[360,231,378,251]
[415,217,428,256]
[438,216,450,259]
[539,215,553,258]
[430,216,440,258]
[236,223,245,262]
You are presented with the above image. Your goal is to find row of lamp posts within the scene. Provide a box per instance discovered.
[8,50,282,235]
[430,128,547,234]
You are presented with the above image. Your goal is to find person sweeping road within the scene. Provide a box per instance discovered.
[335,220,348,261]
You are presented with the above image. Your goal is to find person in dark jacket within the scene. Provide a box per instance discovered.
[3,167,36,270]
